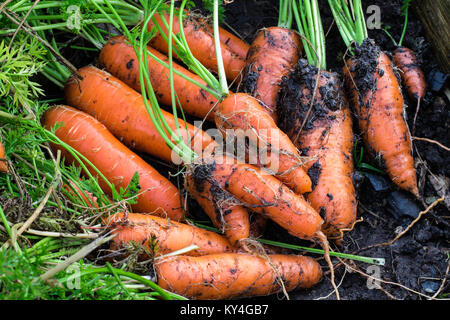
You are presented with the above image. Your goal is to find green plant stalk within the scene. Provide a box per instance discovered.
[278,0,293,29]
[59,265,184,300]
[213,0,229,96]
[293,0,326,70]
[257,239,385,266]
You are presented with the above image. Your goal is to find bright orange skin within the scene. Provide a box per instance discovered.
[155,252,322,299]
[0,142,7,173]
[393,46,426,101]
[42,105,185,221]
[64,66,217,164]
[241,27,302,122]
[215,93,312,195]
[147,13,246,83]
[99,36,219,121]
[185,172,250,246]
[203,156,323,241]
[344,51,419,197]
[105,212,235,258]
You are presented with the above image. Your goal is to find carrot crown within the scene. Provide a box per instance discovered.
[292,0,326,70]
[328,0,368,50]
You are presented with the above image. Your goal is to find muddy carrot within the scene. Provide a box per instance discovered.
[104,212,235,258]
[239,0,302,122]
[155,252,322,299]
[330,0,419,197]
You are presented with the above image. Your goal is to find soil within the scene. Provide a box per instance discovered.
[36,0,449,300]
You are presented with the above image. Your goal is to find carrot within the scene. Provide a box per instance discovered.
[203,18,249,60]
[215,92,312,195]
[98,35,219,121]
[0,141,8,173]
[42,105,186,221]
[64,65,218,164]
[330,0,419,197]
[343,42,418,197]
[185,171,250,247]
[239,3,302,122]
[147,11,246,82]
[155,252,322,299]
[277,2,357,241]
[393,46,426,132]
[190,155,323,242]
[104,212,235,258]
[382,1,426,133]
[279,60,357,240]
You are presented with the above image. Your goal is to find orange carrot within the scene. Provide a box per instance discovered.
[278,59,357,239]
[64,65,218,164]
[98,35,219,121]
[393,46,427,132]
[215,92,312,195]
[197,16,250,59]
[185,172,250,246]
[155,252,322,299]
[190,155,323,242]
[393,47,426,102]
[147,12,246,82]
[343,40,418,197]
[42,105,186,221]
[239,27,302,122]
[104,212,235,258]
[0,141,8,173]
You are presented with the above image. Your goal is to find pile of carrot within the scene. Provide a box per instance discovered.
[30,0,426,300]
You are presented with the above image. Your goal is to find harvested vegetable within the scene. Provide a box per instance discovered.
[64,65,218,164]
[42,105,186,221]
[215,92,312,195]
[104,212,235,258]
[146,10,247,82]
[155,252,322,299]
[99,35,220,121]
[239,0,302,122]
[278,0,357,240]
[329,0,419,197]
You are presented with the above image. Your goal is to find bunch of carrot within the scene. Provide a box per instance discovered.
[18,0,420,299]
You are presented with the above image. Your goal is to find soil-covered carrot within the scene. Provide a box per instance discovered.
[277,1,357,240]
[383,1,426,132]
[104,212,235,258]
[147,11,246,82]
[185,172,250,246]
[155,252,322,299]
[215,92,312,195]
[239,1,302,122]
[329,0,419,197]
[189,156,323,242]
[279,60,357,239]
[393,46,426,103]
[98,35,219,121]
[343,41,418,197]
[0,141,8,173]
[64,65,218,164]
[42,105,186,221]
[393,46,426,132]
